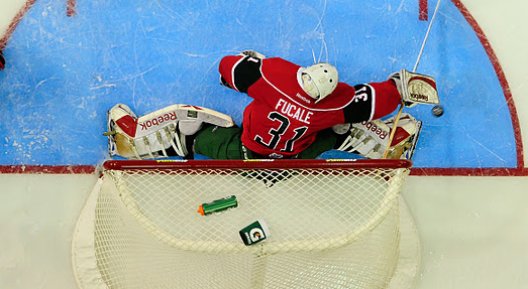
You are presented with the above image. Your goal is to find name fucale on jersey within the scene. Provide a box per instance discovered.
[275,99,313,125]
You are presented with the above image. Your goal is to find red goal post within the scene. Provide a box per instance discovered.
[102,158,413,170]
[73,158,420,289]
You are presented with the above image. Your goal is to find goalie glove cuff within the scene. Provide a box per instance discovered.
[240,50,266,59]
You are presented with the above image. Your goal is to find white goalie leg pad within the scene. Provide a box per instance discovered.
[106,103,176,159]
[133,104,234,159]
[134,104,234,137]
[110,129,183,159]
[336,113,422,160]
[390,69,440,107]
[106,104,235,159]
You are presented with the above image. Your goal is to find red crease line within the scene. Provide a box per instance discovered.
[67,0,76,17]
[419,0,429,21]
[453,0,525,170]
[0,0,36,50]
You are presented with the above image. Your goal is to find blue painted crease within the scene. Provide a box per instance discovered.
[0,0,516,168]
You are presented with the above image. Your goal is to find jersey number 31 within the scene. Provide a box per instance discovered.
[254,112,308,153]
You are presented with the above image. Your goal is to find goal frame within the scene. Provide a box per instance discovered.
[103,158,413,170]
[73,158,420,289]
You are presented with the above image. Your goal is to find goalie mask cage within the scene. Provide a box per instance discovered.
[72,159,421,289]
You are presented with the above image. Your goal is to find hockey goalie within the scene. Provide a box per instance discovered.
[105,51,439,161]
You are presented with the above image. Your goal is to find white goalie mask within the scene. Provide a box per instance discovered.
[299,63,338,103]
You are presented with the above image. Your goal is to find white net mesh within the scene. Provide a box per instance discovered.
[91,159,411,289]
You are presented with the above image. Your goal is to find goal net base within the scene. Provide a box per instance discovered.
[72,159,421,289]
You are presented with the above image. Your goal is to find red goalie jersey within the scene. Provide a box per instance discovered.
[218,55,402,158]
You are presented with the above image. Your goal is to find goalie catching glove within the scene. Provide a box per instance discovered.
[334,113,422,160]
[390,69,440,107]
[105,103,234,159]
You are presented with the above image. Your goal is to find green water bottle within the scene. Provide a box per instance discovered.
[197,195,238,216]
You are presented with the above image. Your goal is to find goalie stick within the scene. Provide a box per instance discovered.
[383,0,442,159]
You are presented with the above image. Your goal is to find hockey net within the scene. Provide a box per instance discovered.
[72,159,420,289]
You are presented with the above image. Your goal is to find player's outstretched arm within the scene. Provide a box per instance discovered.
[218,51,264,93]
[340,81,402,124]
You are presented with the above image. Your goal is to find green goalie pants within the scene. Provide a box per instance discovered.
[193,125,338,160]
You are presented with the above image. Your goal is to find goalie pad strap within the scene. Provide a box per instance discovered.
[337,119,390,159]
